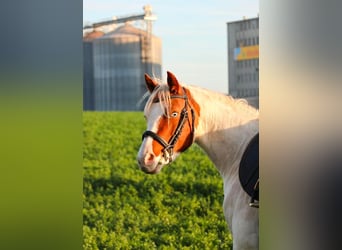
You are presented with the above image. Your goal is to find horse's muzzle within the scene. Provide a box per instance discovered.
[137,153,163,174]
[138,162,162,174]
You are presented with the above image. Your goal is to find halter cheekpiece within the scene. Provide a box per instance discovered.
[142,87,195,163]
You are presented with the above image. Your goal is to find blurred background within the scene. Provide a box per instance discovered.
[83,1,259,110]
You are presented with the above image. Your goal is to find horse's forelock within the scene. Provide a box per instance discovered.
[144,84,171,118]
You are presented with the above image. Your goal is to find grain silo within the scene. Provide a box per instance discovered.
[83,30,104,111]
[92,22,162,111]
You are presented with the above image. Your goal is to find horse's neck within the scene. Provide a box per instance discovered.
[190,87,259,178]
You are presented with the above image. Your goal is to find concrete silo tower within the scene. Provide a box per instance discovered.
[83,30,104,111]
[93,23,162,111]
[83,5,161,111]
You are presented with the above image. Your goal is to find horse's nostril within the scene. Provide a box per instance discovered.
[148,153,154,161]
[144,153,155,165]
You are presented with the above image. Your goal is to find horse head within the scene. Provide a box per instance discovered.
[137,71,199,174]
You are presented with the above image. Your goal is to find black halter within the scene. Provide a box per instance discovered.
[142,87,195,163]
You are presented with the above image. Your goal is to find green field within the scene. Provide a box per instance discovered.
[83,112,232,249]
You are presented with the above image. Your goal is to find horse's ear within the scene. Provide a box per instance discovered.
[167,71,181,94]
[144,74,158,93]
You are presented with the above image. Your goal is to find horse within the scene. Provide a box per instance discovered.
[137,71,259,250]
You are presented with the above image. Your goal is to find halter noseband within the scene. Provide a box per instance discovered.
[142,87,195,163]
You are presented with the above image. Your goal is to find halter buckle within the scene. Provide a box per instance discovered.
[163,147,173,163]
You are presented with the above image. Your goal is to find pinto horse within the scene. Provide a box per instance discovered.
[137,71,259,250]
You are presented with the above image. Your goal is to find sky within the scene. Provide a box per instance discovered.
[83,0,259,94]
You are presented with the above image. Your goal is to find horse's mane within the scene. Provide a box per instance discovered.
[224,94,259,117]
[143,80,259,119]
[186,85,259,118]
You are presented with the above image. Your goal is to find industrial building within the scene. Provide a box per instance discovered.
[83,30,104,111]
[227,17,259,108]
[83,5,162,111]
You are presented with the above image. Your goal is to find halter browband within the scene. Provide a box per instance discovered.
[142,87,195,163]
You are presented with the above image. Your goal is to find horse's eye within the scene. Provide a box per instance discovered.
[171,112,178,117]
